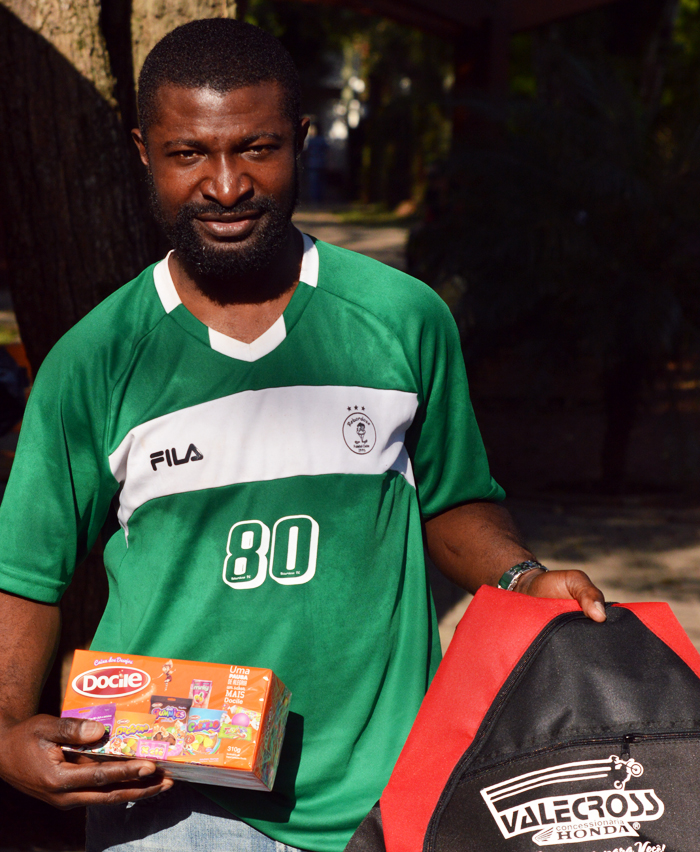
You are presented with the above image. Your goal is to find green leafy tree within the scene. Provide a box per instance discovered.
[409,36,700,491]
[357,19,452,207]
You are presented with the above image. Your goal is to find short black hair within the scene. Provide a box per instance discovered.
[138,19,301,136]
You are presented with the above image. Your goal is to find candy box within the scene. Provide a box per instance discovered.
[61,651,291,790]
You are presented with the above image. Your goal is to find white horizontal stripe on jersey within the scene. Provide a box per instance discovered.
[108,385,418,534]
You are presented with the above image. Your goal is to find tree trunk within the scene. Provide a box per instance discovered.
[131,0,238,79]
[0,3,159,374]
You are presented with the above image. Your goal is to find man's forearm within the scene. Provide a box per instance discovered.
[0,590,172,807]
[424,502,536,593]
[0,592,61,725]
[424,501,606,622]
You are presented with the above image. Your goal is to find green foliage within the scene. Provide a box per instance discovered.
[245,0,362,87]
[661,0,700,124]
[674,0,700,54]
[245,0,452,206]
[408,11,700,486]
[358,19,452,205]
[411,40,700,373]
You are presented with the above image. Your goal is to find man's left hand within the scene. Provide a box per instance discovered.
[514,567,607,622]
[425,502,606,623]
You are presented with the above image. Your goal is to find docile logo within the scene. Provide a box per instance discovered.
[72,666,151,698]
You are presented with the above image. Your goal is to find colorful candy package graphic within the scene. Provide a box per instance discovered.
[189,679,212,709]
[61,651,291,790]
[61,703,115,754]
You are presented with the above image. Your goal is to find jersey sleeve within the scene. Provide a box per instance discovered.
[0,338,117,604]
[405,295,505,519]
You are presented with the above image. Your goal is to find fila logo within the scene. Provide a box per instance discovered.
[150,443,203,471]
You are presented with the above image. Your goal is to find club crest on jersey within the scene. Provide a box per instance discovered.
[480,756,664,846]
[343,408,376,455]
[150,444,203,471]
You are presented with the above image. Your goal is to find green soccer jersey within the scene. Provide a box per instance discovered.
[0,235,503,851]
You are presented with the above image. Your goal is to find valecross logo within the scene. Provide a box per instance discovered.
[481,756,664,846]
[150,444,203,471]
[72,666,151,698]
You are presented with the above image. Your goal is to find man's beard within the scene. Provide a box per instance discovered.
[148,170,299,303]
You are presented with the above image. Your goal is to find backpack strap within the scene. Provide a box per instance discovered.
[380,586,580,852]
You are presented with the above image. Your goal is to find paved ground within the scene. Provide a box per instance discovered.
[435,497,700,652]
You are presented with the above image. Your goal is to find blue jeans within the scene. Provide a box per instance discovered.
[86,783,307,852]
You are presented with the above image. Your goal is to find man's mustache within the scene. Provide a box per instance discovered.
[176,197,279,219]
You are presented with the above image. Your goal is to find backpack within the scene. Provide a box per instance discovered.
[346,585,700,852]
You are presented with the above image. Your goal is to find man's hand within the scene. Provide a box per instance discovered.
[425,502,606,621]
[0,713,173,809]
[0,590,174,808]
[513,566,606,622]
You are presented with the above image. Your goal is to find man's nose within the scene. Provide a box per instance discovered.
[201,157,252,206]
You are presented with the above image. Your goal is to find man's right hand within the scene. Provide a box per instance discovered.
[0,713,173,809]
[0,591,173,807]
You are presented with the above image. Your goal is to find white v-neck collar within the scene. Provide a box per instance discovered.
[152,232,319,362]
[208,314,287,362]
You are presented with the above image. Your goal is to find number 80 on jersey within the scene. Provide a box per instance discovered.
[223,515,319,589]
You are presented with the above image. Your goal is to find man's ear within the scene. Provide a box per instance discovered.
[132,128,150,168]
[296,117,311,156]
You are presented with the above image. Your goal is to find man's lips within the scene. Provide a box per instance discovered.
[195,213,261,239]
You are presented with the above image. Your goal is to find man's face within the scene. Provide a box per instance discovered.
[133,82,306,282]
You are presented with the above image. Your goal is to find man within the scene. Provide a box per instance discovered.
[0,19,606,852]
